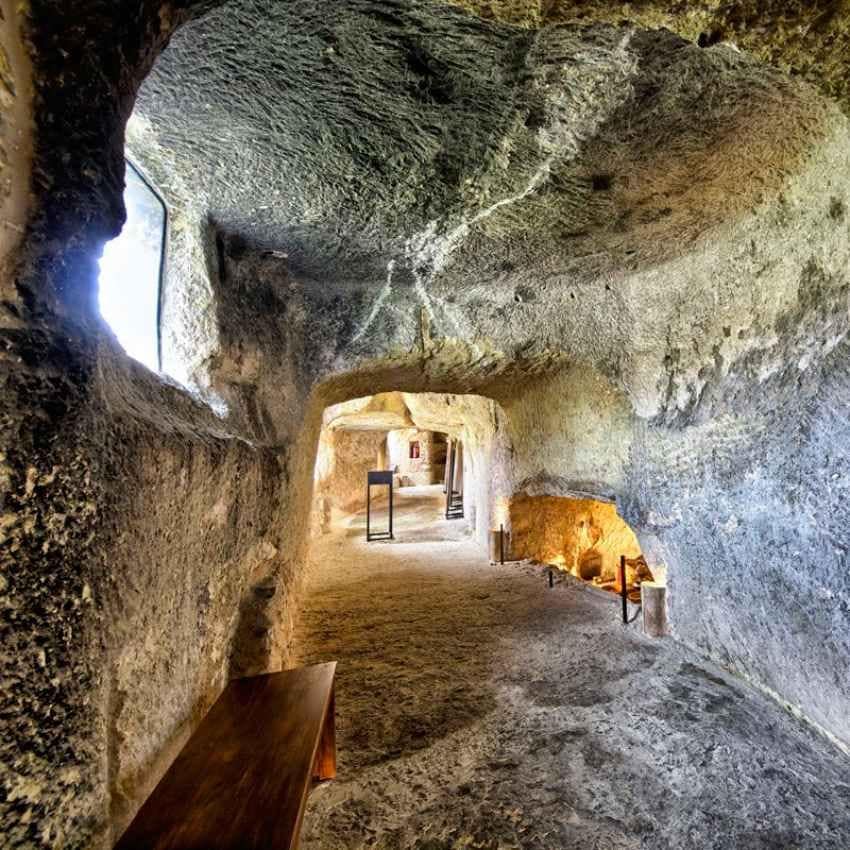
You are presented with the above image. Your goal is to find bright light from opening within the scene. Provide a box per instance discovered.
[98,162,165,372]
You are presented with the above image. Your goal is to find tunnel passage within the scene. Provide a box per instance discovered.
[309,391,507,544]
[292,481,850,850]
[4,2,850,848]
[308,386,659,606]
[304,387,664,629]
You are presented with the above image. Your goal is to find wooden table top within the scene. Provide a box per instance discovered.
[114,662,337,850]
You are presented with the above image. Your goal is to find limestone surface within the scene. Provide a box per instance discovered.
[3,2,850,848]
[294,488,850,850]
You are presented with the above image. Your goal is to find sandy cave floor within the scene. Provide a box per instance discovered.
[293,486,850,850]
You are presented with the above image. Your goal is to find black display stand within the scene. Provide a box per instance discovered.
[366,470,394,542]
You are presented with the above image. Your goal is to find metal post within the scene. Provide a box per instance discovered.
[548,569,554,588]
[619,554,628,624]
[499,523,504,565]
[388,480,393,539]
[366,479,371,541]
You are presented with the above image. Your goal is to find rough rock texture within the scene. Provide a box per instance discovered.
[0,333,291,850]
[447,0,850,114]
[0,0,32,287]
[294,488,850,850]
[325,394,415,433]
[133,2,832,327]
[4,1,850,847]
[0,6,292,848]
[314,428,388,514]
[501,366,634,499]
[626,329,850,752]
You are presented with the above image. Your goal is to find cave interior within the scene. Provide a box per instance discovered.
[2,1,850,848]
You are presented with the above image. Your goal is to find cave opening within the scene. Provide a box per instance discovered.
[307,388,663,618]
[509,494,657,601]
[310,391,488,542]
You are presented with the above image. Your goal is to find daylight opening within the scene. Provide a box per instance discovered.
[98,160,165,371]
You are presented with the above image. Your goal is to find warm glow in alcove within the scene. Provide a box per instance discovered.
[98,162,165,372]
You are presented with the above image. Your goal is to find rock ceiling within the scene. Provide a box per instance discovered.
[324,391,487,434]
[445,1,850,109]
[132,0,841,292]
[324,392,416,430]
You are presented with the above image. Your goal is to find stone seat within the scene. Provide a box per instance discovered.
[114,662,337,850]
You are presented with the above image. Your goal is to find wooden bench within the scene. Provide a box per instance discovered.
[115,662,337,850]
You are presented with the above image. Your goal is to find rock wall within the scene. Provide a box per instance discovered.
[1,295,292,850]
[625,331,850,752]
[444,0,850,114]
[500,366,635,501]
[5,3,850,847]
[314,428,387,515]
[0,6,295,849]
[93,357,289,842]
[387,428,446,486]
[615,128,850,750]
